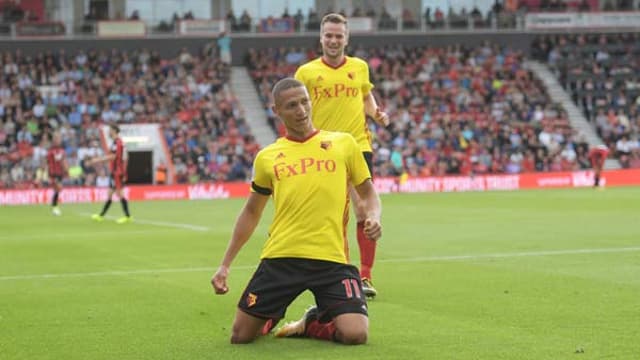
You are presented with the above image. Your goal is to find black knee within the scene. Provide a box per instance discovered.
[230,325,256,344]
[337,329,368,345]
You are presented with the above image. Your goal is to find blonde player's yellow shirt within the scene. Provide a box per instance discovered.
[295,56,374,152]
[251,130,371,264]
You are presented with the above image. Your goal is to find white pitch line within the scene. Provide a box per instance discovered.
[77,212,210,232]
[0,265,256,281]
[2,246,640,281]
[0,229,169,241]
[377,246,640,263]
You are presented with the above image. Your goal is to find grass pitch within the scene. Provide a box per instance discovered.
[1,188,639,359]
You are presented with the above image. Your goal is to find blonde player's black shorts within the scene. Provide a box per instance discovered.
[237,258,368,323]
[363,152,373,178]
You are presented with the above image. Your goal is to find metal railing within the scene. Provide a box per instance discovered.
[0,13,526,39]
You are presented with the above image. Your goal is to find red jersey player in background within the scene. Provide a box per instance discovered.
[47,133,68,216]
[89,124,133,223]
[588,145,610,189]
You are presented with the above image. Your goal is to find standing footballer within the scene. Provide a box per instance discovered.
[294,13,389,298]
[47,133,68,216]
[89,124,133,223]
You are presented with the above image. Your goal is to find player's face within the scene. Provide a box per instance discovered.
[321,22,348,60]
[109,129,117,140]
[273,86,314,138]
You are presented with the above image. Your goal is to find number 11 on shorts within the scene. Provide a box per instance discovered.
[342,279,362,299]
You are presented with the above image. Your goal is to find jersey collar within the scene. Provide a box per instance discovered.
[286,129,320,143]
[321,56,347,69]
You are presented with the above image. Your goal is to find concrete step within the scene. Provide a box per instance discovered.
[524,60,621,169]
[230,67,276,148]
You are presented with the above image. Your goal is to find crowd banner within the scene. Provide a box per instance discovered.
[348,17,374,32]
[177,20,226,36]
[2,169,640,206]
[525,11,640,29]
[259,18,294,33]
[15,21,65,37]
[97,20,146,37]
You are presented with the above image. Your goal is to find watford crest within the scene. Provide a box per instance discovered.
[246,293,257,307]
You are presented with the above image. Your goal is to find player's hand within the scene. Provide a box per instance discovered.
[212,266,229,295]
[373,109,389,127]
[363,218,382,241]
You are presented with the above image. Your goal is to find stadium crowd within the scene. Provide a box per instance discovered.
[534,33,640,168]
[247,43,592,178]
[0,43,259,189]
[3,38,634,189]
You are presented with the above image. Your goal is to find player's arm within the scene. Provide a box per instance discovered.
[346,132,382,240]
[57,151,69,174]
[354,179,382,241]
[87,154,115,165]
[46,151,53,175]
[363,92,389,127]
[212,192,269,295]
[120,147,129,180]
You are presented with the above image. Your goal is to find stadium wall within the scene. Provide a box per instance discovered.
[2,169,639,206]
[0,31,535,64]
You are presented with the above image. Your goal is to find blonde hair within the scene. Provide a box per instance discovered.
[321,13,348,29]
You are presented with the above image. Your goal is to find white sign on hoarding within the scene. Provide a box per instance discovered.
[526,11,640,29]
[178,20,226,35]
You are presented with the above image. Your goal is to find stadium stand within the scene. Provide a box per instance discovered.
[0,44,259,189]
[3,1,639,189]
[246,43,592,177]
[533,33,640,168]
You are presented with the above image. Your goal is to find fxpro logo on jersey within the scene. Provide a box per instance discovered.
[273,157,336,180]
[312,83,359,100]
